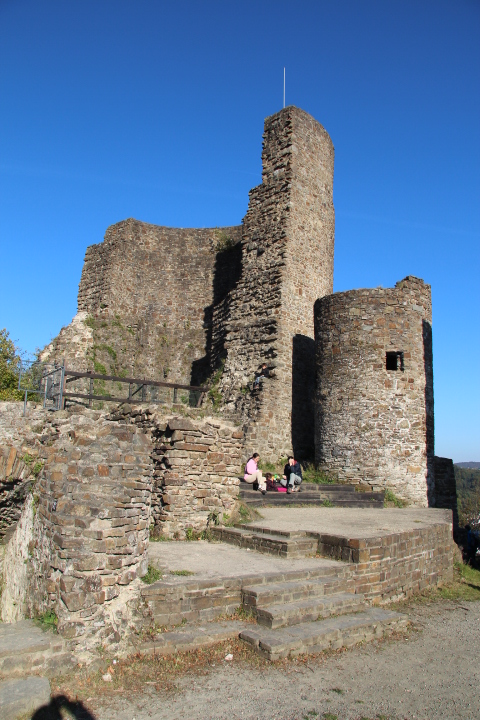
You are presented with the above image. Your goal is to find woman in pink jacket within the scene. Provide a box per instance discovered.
[243,452,266,494]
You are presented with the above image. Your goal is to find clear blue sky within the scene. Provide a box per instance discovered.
[1,1,479,462]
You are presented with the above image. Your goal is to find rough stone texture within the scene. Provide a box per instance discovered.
[314,276,434,505]
[434,455,459,529]
[0,444,36,540]
[0,402,246,648]
[219,106,335,461]
[0,619,76,679]
[28,415,153,649]
[110,406,243,538]
[0,404,154,652]
[0,494,34,622]
[40,311,94,372]
[43,221,242,386]
[318,521,455,603]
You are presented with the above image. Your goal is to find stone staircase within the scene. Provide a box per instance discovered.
[211,525,318,558]
[240,570,407,660]
[141,561,407,661]
[240,607,407,660]
[239,481,385,507]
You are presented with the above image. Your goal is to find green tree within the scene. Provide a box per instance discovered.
[0,328,24,400]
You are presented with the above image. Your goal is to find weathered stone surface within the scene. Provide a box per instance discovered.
[218,106,335,461]
[0,676,51,720]
[314,276,434,505]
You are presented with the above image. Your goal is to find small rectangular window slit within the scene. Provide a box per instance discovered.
[386,351,404,371]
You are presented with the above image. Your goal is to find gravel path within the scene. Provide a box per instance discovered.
[95,599,480,720]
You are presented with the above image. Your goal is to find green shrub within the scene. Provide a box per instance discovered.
[141,565,162,584]
[215,230,238,253]
[384,488,408,508]
[0,329,24,401]
[93,360,107,375]
[34,610,58,632]
[302,464,337,485]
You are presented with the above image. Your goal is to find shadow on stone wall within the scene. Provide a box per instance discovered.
[291,334,315,460]
[423,320,435,507]
[191,241,242,390]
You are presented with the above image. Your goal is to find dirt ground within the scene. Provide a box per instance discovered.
[40,596,479,720]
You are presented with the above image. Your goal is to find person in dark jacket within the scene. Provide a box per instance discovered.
[282,456,302,494]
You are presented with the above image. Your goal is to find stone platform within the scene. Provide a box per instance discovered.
[144,507,454,660]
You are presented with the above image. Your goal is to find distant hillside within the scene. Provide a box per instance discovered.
[454,466,480,526]
[456,462,480,469]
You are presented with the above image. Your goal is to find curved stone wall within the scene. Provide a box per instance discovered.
[314,276,434,505]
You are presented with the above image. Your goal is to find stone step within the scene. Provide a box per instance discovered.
[211,525,318,558]
[240,607,408,660]
[242,575,355,609]
[141,565,348,628]
[0,620,77,679]
[138,620,249,657]
[0,676,51,720]
[239,482,356,493]
[241,494,384,508]
[255,592,366,629]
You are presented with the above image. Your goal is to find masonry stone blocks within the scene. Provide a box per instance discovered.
[40,104,455,509]
[314,276,434,504]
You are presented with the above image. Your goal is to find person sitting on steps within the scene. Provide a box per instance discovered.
[244,452,266,494]
[281,455,303,494]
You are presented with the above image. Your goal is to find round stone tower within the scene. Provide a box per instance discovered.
[314,276,434,506]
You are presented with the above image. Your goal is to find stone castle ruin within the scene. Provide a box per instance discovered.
[44,105,440,507]
[0,107,459,676]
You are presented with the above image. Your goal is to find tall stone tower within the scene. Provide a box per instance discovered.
[314,276,434,505]
[219,106,335,461]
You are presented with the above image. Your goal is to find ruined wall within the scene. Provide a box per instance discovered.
[110,407,243,538]
[0,404,153,650]
[219,106,335,461]
[28,415,153,649]
[0,401,245,648]
[314,276,434,505]
[44,220,242,386]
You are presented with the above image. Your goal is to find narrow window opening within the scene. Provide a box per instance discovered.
[386,351,404,371]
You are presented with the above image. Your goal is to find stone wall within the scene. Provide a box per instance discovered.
[0,404,153,652]
[0,402,245,649]
[0,445,36,540]
[316,512,455,602]
[43,220,242,387]
[219,106,335,461]
[434,456,459,529]
[314,276,434,505]
[110,407,243,538]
